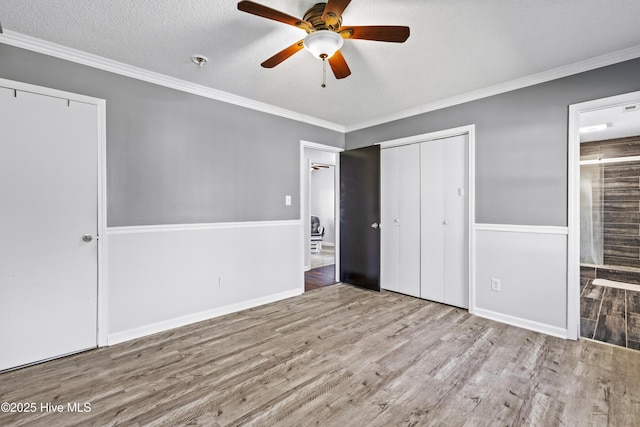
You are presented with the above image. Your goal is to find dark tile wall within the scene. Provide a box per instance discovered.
[581,135,640,269]
[580,264,640,284]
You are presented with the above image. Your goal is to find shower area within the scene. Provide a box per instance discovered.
[579,117,640,349]
[580,149,640,278]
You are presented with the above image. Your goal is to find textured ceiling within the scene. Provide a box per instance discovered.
[2,0,640,129]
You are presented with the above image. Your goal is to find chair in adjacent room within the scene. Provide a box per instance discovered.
[310,216,325,253]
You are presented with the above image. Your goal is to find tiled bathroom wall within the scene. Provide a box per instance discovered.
[581,135,640,269]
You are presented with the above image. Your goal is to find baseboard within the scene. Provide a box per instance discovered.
[473,307,568,339]
[107,288,302,345]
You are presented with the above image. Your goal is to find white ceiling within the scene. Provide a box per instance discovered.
[2,0,640,129]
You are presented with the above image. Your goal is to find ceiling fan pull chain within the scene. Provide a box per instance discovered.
[321,53,328,88]
[322,58,327,88]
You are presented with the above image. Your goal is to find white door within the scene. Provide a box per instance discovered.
[0,87,98,371]
[442,136,468,308]
[381,144,420,297]
[420,140,445,302]
[421,134,469,308]
[381,147,400,292]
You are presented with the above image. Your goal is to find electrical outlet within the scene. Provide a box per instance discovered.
[285,195,292,206]
[491,278,501,292]
[219,276,224,288]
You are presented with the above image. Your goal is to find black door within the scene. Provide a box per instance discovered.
[339,145,381,291]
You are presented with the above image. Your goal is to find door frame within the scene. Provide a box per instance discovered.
[567,90,640,340]
[300,141,343,285]
[377,124,476,311]
[0,78,108,347]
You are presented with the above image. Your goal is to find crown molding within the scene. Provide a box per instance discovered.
[0,30,346,133]
[3,30,639,135]
[345,44,640,132]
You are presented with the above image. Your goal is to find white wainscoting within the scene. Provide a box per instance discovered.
[106,220,303,345]
[473,224,569,338]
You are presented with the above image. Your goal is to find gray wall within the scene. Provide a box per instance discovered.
[0,44,344,226]
[4,42,640,228]
[346,58,640,227]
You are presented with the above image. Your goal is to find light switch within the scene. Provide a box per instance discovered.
[285,195,291,206]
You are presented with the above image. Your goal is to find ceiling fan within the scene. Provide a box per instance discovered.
[237,0,410,86]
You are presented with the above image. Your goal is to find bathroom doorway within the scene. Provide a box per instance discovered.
[571,91,640,349]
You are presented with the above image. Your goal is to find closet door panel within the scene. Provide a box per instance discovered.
[381,148,400,292]
[443,135,469,308]
[420,141,445,303]
[399,144,421,297]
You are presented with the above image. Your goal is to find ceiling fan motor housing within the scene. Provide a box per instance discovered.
[304,3,342,32]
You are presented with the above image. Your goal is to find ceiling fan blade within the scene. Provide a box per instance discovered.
[340,26,410,43]
[261,40,305,68]
[322,0,352,27]
[328,50,351,79]
[238,1,311,31]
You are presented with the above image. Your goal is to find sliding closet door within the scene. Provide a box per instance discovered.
[381,147,401,292]
[443,135,469,308]
[381,144,420,297]
[420,134,468,308]
[420,140,445,302]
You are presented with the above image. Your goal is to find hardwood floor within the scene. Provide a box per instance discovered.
[1,284,639,426]
[309,245,335,270]
[304,264,337,291]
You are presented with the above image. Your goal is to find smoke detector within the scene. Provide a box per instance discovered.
[191,55,209,67]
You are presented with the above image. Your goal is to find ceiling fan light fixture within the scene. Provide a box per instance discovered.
[579,123,608,133]
[303,30,343,60]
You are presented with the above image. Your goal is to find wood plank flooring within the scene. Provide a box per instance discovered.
[1,284,640,426]
[304,264,337,292]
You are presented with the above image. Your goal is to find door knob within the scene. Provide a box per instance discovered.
[371,222,380,229]
[82,234,94,242]
[442,221,449,225]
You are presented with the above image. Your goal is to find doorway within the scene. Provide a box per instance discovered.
[0,79,106,371]
[300,141,342,291]
[569,90,640,347]
[310,162,335,268]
